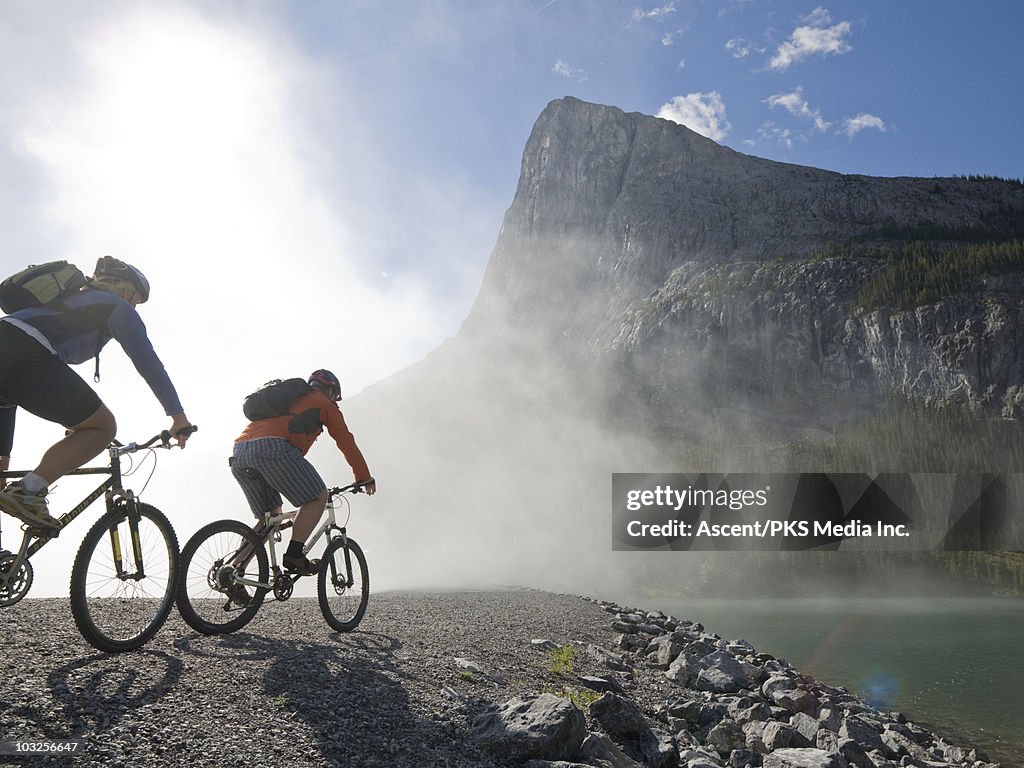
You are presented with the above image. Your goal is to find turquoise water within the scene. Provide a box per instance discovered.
[614,597,1023,766]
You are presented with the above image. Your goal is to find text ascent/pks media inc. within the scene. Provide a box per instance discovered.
[623,485,910,539]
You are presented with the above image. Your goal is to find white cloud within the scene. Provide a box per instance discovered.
[631,2,676,22]
[801,6,834,26]
[839,113,887,137]
[726,37,753,58]
[656,92,731,142]
[755,121,795,147]
[552,59,584,79]
[765,86,830,131]
[662,28,686,46]
[768,6,853,71]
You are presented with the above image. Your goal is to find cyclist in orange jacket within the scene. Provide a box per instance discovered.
[230,369,375,592]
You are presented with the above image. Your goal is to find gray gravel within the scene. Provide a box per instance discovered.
[0,589,620,767]
[0,589,1003,768]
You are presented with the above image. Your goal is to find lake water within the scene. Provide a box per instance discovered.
[612,596,1022,767]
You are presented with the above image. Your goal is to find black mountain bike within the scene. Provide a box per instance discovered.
[0,427,196,652]
[177,480,370,635]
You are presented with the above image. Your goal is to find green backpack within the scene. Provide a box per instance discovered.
[0,261,88,313]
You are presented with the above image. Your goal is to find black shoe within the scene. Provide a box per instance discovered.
[225,582,251,607]
[282,553,320,576]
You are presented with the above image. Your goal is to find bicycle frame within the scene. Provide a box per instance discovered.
[235,487,353,591]
[0,442,156,600]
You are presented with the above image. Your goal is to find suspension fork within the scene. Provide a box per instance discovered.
[107,492,145,580]
[329,527,354,588]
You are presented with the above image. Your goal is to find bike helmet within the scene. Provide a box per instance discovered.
[308,369,342,401]
[94,255,150,303]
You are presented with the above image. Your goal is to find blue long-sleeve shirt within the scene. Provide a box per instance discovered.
[4,288,184,417]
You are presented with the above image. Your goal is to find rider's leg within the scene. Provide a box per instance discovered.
[231,511,278,569]
[289,488,328,546]
[33,404,117,485]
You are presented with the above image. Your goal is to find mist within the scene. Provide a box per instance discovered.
[0,3,501,596]
[1,4,1018,607]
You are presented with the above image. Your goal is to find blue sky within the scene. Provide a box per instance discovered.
[1,1,1022,593]
[275,1,1023,193]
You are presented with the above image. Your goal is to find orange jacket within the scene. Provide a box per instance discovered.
[235,389,371,482]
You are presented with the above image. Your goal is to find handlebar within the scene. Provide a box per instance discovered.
[113,425,199,456]
[328,479,373,497]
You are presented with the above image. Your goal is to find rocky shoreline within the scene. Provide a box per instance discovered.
[479,599,1002,768]
[0,590,1007,767]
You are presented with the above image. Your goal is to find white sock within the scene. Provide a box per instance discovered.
[22,472,48,494]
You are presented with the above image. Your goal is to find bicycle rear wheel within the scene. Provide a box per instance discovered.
[70,502,179,653]
[177,519,268,635]
[317,536,369,632]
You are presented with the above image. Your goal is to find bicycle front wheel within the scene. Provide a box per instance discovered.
[318,536,369,632]
[177,519,268,635]
[70,502,179,653]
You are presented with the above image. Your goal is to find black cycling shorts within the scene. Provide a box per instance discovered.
[0,322,103,428]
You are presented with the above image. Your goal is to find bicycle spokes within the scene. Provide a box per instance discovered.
[317,537,369,632]
[177,520,269,635]
[70,504,177,650]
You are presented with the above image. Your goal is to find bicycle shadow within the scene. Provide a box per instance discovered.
[0,648,182,764]
[172,628,492,766]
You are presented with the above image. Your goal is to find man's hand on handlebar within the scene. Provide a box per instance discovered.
[361,478,377,496]
[169,413,195,448]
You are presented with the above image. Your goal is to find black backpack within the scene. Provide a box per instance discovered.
[0,261,88,313]
[243,378,312,421]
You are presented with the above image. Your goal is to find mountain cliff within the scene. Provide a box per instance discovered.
[464,96,1024,420]
[347,97,1024,596]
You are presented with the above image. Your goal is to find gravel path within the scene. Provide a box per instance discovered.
[0,589,1004,768]
[0,589,621,768]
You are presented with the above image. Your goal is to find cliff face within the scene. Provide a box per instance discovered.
[347,97,1022,600]
[464,97,1024,418]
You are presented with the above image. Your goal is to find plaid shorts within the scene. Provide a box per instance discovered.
[231,437,326,518]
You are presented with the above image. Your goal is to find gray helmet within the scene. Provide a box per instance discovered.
[95,255,150,303]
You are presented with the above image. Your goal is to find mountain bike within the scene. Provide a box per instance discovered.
[176,480,370,635]
[0,427,197,652]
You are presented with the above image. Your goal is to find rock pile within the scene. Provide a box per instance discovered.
[472,600,999,768]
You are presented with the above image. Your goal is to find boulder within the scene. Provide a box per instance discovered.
[697,652,755,694]
[473,694,586,761]
[761,748,848,768]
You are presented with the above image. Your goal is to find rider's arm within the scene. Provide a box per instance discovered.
[322,402,372,484]
[106,302,185,417]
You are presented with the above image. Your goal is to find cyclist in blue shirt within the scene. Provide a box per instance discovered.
[0,257,193,532]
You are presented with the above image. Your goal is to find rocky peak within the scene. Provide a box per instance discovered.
[467,96,1024,358]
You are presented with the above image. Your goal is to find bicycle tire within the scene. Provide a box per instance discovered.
[317,536,369,632]
[69,502,179,653]
[177,519,268,635]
